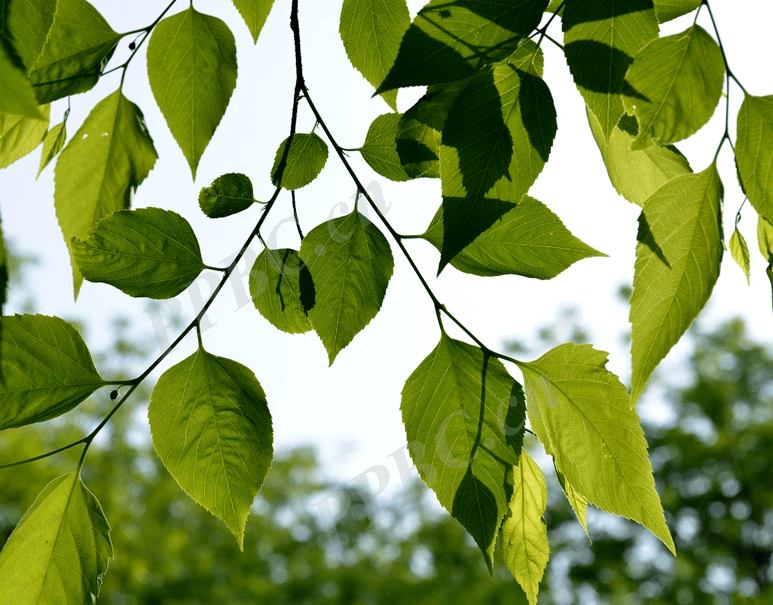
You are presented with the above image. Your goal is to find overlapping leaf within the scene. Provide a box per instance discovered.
[199,173,257,218]
[736,94,773,222]
[401,335,526,570]
[357,113,410,182]
[556,467,589,537]
[0,314,106,430]
[271,133,329,190]
[149,347,273,549]
[653,0,701,23]
[37,120,67,177]
[231,0,275,43]
[519,343,675,553]
[0,471,112,605]
[630,163,723,403]
[0,42,43,118]
[0,104,49,169]
[1,0,57,71]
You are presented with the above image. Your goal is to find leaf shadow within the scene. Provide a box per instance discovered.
[564,40,648,102]
[637,211,671,268]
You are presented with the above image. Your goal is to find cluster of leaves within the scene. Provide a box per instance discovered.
[0,0,771,603]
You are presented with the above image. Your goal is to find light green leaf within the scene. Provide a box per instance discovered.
[299,209,393,364]
[501,450,549,605]
[271,132,329,190]
[71,207,206,300]
[556,466,589,538]
[630,163,723,403]
[54,89,158,298]
[0,41,43,118]
[422,196,605,278]
[199,173,257,218]
[401,334,526,570]
[518,343,675,553]
[358,113,410,182]
[757,214,773,261]
[588,110,692,206]
[250,248,315,334]
[730,227,750,285]
[340,0,410,110]
[736,94,773,223]
[147,7,237,178]
[0,471,112,605]
[653,0,701,23]
[37,120,67,177]
[0,104,49,169]
[1,0,57,72]
[563,0,659,139]
[0,314,106,431]
[149,347,273,550]
[231,0,275,43]
[624,24,725,149]
[28,0,121,104]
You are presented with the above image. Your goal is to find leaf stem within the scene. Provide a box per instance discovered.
[292,191,304,240]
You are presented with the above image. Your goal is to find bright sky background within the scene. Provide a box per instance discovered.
[2,0,773,494]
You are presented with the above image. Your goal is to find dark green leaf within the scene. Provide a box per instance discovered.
[653,0,701,22]
[0,213,6,365]
[37,119,66,177]
[1,0,56,72]
[358,113,410,182]
[0,41,43,118]
[730,227,750,285]
[231,0,275,43]
[0,104,49,169]
[199,173,257,218]
[271,132,329,190]
[736,94,773,223]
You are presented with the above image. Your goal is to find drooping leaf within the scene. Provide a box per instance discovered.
[0,314,106,430]
[501,450,549,605]
[0,104,49,169]
[757,216,773,310]
[588,111,692,206]
[518,343,675,553]
[299,209,393,364]
[401,334,526,570]
[624,24,725,149]
[147,7,237,178]
[340,0,410,110]
[357,113,410,182]
[0,471,112,604]
[736,94,773,223]
[730,227,750,285]
[377,0,548,91]
[271,132,329,190]
[1,0,57,72]
[250,248,315,334]
[555,466,589,537]
[231,0,275,43]
[54,89,157,298]
[199,173,257,218]
[630,163,723,403]
[37,119,66,177]
[71,207,206,300]
[563,0,659,139]
[0,41,43,118]
[653,0,701,23]
[422,196,605,278]
[148,347,273,550]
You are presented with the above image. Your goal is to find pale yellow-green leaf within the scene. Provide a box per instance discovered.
[0,104,49,169]
[730,227,750,285]
[736,94,773,223]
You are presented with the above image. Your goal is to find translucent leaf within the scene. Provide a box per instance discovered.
[199,173,256,218]
[0,471,112,604]
[422,196,605,278]
[37,120,66,177]
[401,334,526,570]
[0,214,7,363]
[730,227,750,285]
[147,8,237,178]
[736,94,773,223]
[0,41,43,118]
[0,104,49,169]
[519,343,675,553]
[250,248,315,334]
[378,0,548,91]
[1,0,57,72]
[299,209,393,364]
[563,0,659,139]
[357,113,410,182]
[270,132,329,190]
[757,214,773,261]
[149,347,273,549]
[501,451,549,605]
[653,0,701,23]
[624,25,725,149]
[231,0,275,43]
[588,111,692,206]
[0,314,106,430]
[630,163,723,402]
[340,0,410,110]
[556,466,589,537]
[71,207,206,300]
[54,90,158,298]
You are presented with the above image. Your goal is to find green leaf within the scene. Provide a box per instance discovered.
[555,466,589,538]
[147,7,237,178]
[630,163,723,403]
[730,227,750,285]
[624,24,725,149]
[54,89,158,298]
[501,450,549,605]
[0,471,112,604]
[271,132,329,190]
[378,0,548,92]
[653,0,701,23]
[71,207,206,300]
[0,41,43,118]
[357,113,410,182]
[299,209,393,364]
[422,196,605,278]
[518,343,675,553]
[199,173,257,218]
[757,214,773,261]
[0,314,106,431]
[340,0,410,110]
[736,94,773,223]
[563,0,659,140]
[1,0,56,73]
[37,119,67,177]
[250,248,315,334]
[231,0,275,43]
[0,104,49,169]
[588,111,692,206]
[401,334,526,570]
[0,213,7,364]
[149,346,273,550]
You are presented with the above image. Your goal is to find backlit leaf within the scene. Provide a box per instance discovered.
[199,173,257,218]
[231,0,275,43]
[556,466,589,537]
[757,216,773,311]
[0,104,49,169]
[37,120,67,177]
[0,214,7,365]
[358,113,410,182]
[271,132,329,190]
[1,0,57,72]
[730,227,750,285]
[653,0,701,23]
[0,41,43,118]
[736,94,773,223]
